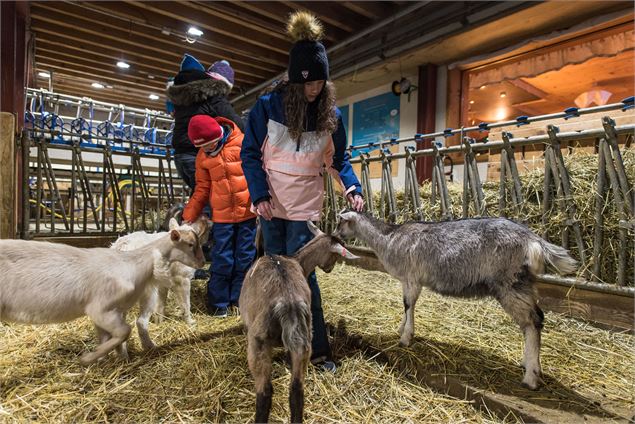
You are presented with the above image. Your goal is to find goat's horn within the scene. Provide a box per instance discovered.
[338,208,348,216]
[307,221,323,237]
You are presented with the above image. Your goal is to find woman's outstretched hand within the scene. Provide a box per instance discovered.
[346,193,364,212]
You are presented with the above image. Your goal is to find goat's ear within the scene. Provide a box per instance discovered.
[170,229,181,242]
[169,217,179,231]
[192,216,209,236]
[338,211,356,221]
[330,242,359,260]
[174,209,183,223]
[307,220,323,237]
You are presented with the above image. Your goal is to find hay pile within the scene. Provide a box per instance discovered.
[1,266,633,422]
[364,150,634,286]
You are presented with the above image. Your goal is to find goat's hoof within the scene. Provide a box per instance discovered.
[398,337,412,347]
[521,380,540,390]
[141,342,157,351]
[79,353,97,366]
[521,372,541,390]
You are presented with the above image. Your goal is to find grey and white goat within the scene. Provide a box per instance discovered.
[335,211,578,390]
[239,221,358,424]
[0,217,208,365]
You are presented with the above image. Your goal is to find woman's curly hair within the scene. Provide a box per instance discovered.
[268,80,337,140]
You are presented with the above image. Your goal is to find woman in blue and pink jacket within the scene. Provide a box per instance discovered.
[240,11,364,373]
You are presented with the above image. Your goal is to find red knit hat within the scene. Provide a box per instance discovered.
[188,115,224,148]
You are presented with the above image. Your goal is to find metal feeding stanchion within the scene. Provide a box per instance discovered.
[33,136,70,233]
[70,139,101,231]
[461,137,487,217]
[404,146,423,220]
[360,152,374,215]
[499,131,524,218]
[542,124,587,272]
[379,148,397,223]
[430,141,452,220]
[592,117,634,286]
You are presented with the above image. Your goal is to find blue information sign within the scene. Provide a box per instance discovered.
[351,92,400,157]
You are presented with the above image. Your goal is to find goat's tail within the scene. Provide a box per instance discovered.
[527,239,578,276]
[272,301,312,354]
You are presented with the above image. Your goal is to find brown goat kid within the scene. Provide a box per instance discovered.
[239,221,358,424]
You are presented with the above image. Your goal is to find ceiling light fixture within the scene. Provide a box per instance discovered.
[186,26,203,43]
[479,85,486,90]
[499,91,507,98]
[116,61,130,69]
[149,94,160,100]
[469,100,475,104]
[187,27,203,37]
[495,107,507,121]
[91,82,105,89]
[38,71,51,78]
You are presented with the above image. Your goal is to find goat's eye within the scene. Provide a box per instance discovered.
[188,243,194,248]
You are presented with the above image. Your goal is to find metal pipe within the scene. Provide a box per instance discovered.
[29,112,172,135]
[349,124,635,164]
[25,88,172,121]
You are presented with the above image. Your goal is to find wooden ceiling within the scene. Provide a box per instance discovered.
[30,1,540,112]
[29,1,411,110]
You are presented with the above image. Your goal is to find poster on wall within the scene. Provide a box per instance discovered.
[351,92,400,157]
[339,104,349,135]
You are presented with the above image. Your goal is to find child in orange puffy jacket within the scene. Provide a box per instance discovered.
[182,114,257,317]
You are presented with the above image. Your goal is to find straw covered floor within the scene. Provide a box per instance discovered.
[1,264,633,423]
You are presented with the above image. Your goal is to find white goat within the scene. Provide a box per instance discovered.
[0,218,208,365]
[111,227,200,350]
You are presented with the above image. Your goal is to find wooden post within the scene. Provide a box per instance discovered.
[0,112,16,239]
[416,64,437,183]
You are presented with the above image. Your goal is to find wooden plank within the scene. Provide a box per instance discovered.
[535,281,634,332]
[0,113,16,239]
[33,234,118,248]
[341,246,634,331]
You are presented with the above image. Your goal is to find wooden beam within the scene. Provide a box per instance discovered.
[232,0,345,42]
[124,0,289,56]
[280,1,361,34]
[35,56,164,92]
[41,77,166,109]
[33,23,269,84]
[185,1,288,42]
[35,52,165,90]
[36,61,165,91]
[0,113,16,239]
[508,78,550,99]
[36,41,178,82]
[32,3,283,74]
[35,44,261,87]
[341,1,390,20]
